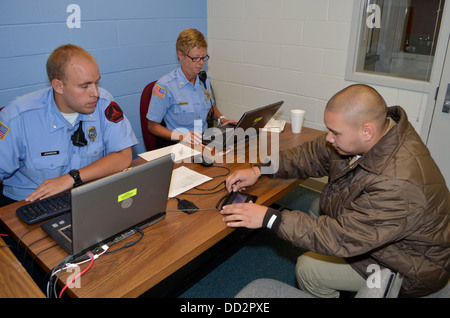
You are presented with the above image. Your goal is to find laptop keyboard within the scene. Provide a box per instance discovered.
[16,190,71,225]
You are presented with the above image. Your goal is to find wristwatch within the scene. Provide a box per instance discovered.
[69,169,83,187]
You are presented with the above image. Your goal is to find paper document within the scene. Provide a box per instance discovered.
[168,166,212,198]
[138,143,201,162]
[262,118,286,133]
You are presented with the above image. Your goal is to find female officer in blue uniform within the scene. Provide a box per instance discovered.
[0,44,137,206]
[146,28,236,146]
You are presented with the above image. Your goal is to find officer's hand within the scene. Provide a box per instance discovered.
[181,131,202,145]
[220,118,238,126]
[25,175,73,202]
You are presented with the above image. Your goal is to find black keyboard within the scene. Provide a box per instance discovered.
[16,190,71,225]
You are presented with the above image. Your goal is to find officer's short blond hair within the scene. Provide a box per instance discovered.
[176,28,208,56]
[46,44,96,82]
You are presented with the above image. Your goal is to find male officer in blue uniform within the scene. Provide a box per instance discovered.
[0,44,137,206]
[147,29,236,146]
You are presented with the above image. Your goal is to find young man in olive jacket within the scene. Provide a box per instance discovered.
[222,84,449,297]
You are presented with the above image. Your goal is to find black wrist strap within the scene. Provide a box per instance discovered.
[262,207,282,231]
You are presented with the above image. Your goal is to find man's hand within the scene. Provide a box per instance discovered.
[225,166,261,193]
[221,201,268,229]
[24,147,132,202]
[25,174,73,202]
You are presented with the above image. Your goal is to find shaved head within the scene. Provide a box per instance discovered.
[324,84,389,156]
[326,84,387,130]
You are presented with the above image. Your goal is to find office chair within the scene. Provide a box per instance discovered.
[139,81,158,151]
[235,268,404,298]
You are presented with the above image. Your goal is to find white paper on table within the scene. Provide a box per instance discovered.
[262,118,286,133]
[138,143,201,162]
[168,166,212,198]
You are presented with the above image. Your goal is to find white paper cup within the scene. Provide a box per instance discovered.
[291,109,305,133]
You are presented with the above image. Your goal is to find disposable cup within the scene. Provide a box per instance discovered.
[291,109,305,133]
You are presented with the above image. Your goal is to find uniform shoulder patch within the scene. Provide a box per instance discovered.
[152,84,167,99]
[0,121,10,140]
[105,101,124,123]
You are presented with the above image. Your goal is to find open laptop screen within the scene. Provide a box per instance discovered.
[42,154,173,257]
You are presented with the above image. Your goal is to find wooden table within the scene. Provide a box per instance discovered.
[0,236,46,298]
[0,125,324,298]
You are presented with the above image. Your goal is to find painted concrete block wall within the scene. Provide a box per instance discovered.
[1,0,430,157]
[0,0,207,155]
[207,0,428,133]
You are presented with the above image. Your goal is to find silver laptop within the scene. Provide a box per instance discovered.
[41,154,173,258]
[202,101,283,149]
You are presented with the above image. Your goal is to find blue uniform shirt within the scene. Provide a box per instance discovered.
[146,67,214,134]
[0,87,138,201]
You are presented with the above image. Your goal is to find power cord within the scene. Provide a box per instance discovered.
[105,227,144,254]
[58,252,94,298]
[47,255,74,298]
[166,198,220,214]
[166,164,232,213]
[47,226,145,298]
[192,165,230,192]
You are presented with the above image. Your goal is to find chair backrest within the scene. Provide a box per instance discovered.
[139,81,158,151]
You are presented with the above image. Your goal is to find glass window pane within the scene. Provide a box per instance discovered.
[355,0,445,82]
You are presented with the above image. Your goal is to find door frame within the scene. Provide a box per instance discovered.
[420,1,450,142]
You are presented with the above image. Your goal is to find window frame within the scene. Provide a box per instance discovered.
[345,0,443,92]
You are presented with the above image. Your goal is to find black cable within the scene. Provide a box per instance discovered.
[52,256,72,298]
[166,208,220,213]
[47,226,146,297]
[105,227,144,254]
[194,181,225,192]
[179,185,227,196]
[48,255,74,298]
[17,224,41,249]
[167,191,233,214]
[209,165,231,177]
[199,71,215,128]
[166,163,233,213]
[33,244,58,260]
[216,192,233,210]
[0,244,16,249]
[193,165,231,191]
[23,235,49,259]
[32,244,58,274]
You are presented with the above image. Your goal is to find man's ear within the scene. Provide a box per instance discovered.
[51,78,64,94]
[362,122,376,141]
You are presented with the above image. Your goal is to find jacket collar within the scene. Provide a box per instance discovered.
[356,106,409,175]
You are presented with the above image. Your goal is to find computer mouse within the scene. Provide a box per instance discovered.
[194,154,213,167]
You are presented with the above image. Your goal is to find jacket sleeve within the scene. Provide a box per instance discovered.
[269,134,331,180]
[273,178,428,258]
